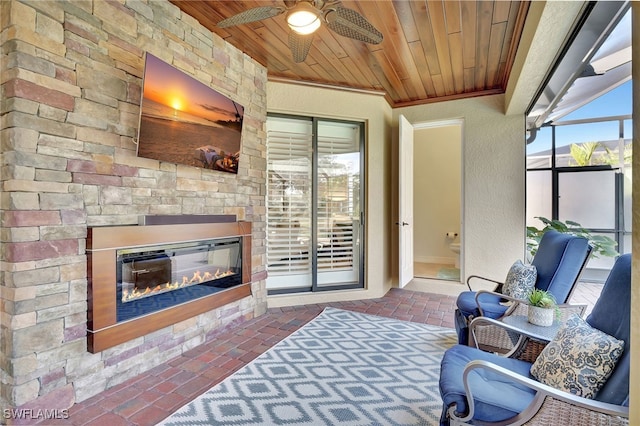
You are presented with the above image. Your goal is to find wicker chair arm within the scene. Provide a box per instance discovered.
[466,274,503,292]
[448,360,629,426]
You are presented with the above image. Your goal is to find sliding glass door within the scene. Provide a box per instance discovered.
[266,117,314,292]
[266,115,364,294]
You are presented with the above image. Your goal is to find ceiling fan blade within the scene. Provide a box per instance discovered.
[289,32,314,63]
[217,6,285,28]
[325,6,383,44]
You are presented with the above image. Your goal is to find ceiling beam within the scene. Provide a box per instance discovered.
[504,1,586,116]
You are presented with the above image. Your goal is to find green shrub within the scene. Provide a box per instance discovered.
[527,216,618,259]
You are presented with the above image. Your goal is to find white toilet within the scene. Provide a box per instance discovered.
[449,241,461,268]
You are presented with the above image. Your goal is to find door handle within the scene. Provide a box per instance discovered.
[395,222,409,226]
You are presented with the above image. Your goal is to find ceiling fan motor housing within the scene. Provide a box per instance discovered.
[217,0,383,62]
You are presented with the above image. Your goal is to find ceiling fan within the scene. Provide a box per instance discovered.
[216,0,383,63]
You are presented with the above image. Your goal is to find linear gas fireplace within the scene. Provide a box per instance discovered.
[116,237,242,321]
[87,220,251,353]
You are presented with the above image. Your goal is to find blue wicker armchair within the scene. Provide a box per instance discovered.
[439,253,630,426]
[454,230,592,345]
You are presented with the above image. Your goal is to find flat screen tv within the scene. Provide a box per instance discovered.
[136,52,244,174]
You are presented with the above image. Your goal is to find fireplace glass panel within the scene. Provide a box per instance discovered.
[116,237,242,322]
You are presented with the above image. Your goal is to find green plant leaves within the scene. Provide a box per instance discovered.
[527,216,619,259]
[527,288,561,319]
[528,288,556,308]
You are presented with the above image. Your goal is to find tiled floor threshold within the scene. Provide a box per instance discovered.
[23,288,457,426]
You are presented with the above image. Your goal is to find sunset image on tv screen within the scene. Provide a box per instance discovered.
[137,53,244,174]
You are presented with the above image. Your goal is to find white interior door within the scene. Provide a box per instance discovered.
[398,114,414,287]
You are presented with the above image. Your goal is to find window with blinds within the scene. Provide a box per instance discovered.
[266,124,313,289]
[266,115,364,293]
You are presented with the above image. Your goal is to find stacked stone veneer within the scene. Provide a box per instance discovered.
[0,0,268,410]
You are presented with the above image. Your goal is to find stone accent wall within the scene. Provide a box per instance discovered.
[0,0,267,409]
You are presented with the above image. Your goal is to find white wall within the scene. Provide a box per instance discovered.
[395,95,526,282]
[413,125,461,264]
[266,81,394,306]
[265,86,525,300]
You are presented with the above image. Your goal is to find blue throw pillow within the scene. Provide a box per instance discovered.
[502,260,536,300]
[530,314,624,399]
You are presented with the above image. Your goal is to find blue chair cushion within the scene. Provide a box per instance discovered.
[532,231,590,302]
[586,253,631,405]
[456,291,508,319]
[454,231,590,345]
[439,345,536,423]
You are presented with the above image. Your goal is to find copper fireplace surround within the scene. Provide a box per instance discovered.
[86,221,252,353]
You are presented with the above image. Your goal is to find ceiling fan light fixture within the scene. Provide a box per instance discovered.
[287,3,321,35]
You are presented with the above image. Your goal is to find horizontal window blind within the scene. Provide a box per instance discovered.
[317,133,358,272]
[266,129,312,277]
[266,116,363,292]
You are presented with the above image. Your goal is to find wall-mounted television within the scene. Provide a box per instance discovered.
[136,52,244,174]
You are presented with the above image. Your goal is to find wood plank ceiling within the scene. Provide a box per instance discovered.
[171,1,530,108]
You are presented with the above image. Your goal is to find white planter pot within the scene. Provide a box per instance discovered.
[528,305,555,327]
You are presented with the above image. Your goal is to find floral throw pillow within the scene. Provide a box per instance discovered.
[530,314,625,399]
[502,260,537,300]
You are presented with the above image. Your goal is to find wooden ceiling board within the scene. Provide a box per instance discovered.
[493,3,521,85]
[339,55,373,88]
[463,67,475,93]
[501,2,528,88]
[408,40,437,97]
[372,48,409,100]
[338,42,384,89]
[393,0,421,44]
[487,21,507,88]
[431,74,446,98]
[313,39,353,81]
[461,1,477,71]
[500,5,519,58]
[413,2,443,86]
[493,0,513,23]
[370,3,427,101]
[428,1,455,95]
[474,1,494,90]
[169,0,530,107]
[449,31,464,93]
[444,1,462,34]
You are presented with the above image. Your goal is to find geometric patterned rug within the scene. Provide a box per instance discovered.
[159,307,457,425]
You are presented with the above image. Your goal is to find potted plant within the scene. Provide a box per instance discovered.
[527,289,559,327]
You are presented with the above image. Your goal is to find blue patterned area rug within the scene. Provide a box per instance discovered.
[160,307,457,426]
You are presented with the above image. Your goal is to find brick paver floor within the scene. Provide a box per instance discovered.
[20,289,455,425]
[14,283,601,426]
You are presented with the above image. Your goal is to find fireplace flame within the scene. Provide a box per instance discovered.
[122,269,235,302]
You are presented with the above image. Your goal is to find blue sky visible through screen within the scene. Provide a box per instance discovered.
[527,80,632,156]
[562,80,632,121]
